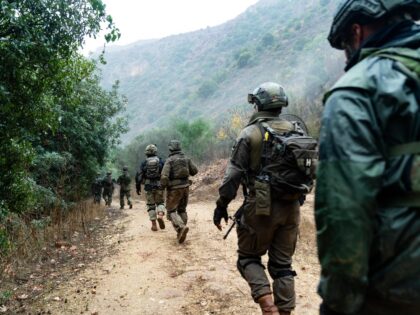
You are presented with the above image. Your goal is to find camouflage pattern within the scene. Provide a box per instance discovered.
[248,82,288,111]
[137,147,166,220]
[216,110,299,313]
[316,19,420,315]
[102,173,114,206]
[117,170,132,209]
[145,189,165,221]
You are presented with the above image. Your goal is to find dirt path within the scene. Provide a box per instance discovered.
[37,194,320,315]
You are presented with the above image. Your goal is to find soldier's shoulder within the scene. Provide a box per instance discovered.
[330,56,395,95]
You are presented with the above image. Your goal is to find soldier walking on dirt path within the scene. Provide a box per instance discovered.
[161,140,198,243]
[102,171,114,207]
[316,1,420,315]
[117,166,133,210]
[214,83,317,315]
[91,173,103,204]
[136,144,166,231]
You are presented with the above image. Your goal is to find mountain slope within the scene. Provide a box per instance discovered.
[100,0,343,142]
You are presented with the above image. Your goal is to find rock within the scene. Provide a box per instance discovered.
[52,297,61,302]
[0,306,7,313]
[55,240,71,248]
[17,294,28,300]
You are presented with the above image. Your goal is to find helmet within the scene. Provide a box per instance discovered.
[329,0,420,49]
[248,82,288,111]
[106,171,112,175]
[168,140,181,152]
[122,166,128,171]
[145,144,157,156]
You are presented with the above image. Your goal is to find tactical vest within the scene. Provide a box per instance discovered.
[169,157,189,180]
[145,156,160,179]
[326,47,420,207]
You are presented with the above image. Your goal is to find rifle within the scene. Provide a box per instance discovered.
[223,184,248,240]
[223,202,245,240]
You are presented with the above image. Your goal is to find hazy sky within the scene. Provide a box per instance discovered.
[83,0,259,53]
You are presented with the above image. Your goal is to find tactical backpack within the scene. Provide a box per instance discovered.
[145,156,160,179]
[170,157,190,180]
[256,115,318,196]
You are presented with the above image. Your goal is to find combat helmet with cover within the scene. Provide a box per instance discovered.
[328,0,420,49]
[248,82,288,111]
[145,144,157,156]
[168,140,182,152]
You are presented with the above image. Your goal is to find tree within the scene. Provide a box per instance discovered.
[0,0,120,215]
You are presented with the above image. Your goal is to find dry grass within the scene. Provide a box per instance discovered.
[0,201,106,280]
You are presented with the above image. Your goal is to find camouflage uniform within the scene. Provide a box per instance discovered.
[161,140,198,243]
[102,173,114,206]
[91,176,102,204]
[117,168,132,209]
[316,2,420,315]
[216,111,300,313]
[137,145,166,230]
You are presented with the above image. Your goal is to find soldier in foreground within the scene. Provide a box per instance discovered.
[136,144,166,231]
[91,173,103,204]
[214,83,317,315]
[316,1,420,314]
[161,140,198,243]
[117,166,133,210]
[102,171,114,206]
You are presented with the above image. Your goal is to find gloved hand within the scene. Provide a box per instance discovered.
[213,205,228,231]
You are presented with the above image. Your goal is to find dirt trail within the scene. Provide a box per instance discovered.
[38,194,320,315]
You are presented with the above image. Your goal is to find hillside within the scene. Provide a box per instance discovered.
[100,0,343,142]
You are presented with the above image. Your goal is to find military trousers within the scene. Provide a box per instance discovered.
[93,192,101,204]
[145,189,166,221]
[102,189,113,206]
[166,187,189,232]
[120,189,132,208]
[236,197,300,312]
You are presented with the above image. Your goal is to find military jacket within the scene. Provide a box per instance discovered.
[117,172,131,192]
[160,151,198,189]
[315,22,420,314]
[217,111,295,208]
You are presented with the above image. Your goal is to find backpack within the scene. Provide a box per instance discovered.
[257,116,318,195]
[170,156,190,180]
[145,156,160,179]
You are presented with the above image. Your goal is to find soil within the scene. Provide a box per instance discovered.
[25,192,320,315]
[1,161,320,314]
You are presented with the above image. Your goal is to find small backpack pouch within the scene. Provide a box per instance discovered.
[255,175,271,216]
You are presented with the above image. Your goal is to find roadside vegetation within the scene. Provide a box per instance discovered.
[0,0,125,277]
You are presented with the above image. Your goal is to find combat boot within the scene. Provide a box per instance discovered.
[120,206,124,210]
[129,203,133,209]
[151,220,158,231]
[177,226,189,244]
[157,212,165,230]
[257,295,280,315]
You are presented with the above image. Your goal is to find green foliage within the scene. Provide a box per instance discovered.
[197,80,218,99]
[235,49,253,68]
[116,118,219,172]
[0,0,125,240]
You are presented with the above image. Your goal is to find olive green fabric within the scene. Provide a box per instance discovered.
[119,190,132,208]
[217,110,301,312]
[145,189,165,221]
[166,187,189,232]
[117,172,131,192]
[316,28,420,315]
[160,151,198,189]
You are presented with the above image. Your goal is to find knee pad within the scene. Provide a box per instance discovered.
[156,204,166,214]
[147,205,156,212]
[268,260,297,279]
[237,255,264,276]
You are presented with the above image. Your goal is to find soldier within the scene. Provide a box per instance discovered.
[213,83,311,315]
[316,1,420,315]
[136,144,166,231]
[161,140,198,243]
[102,171,114,206]
[91,173,103,204]
[117,166,133,210]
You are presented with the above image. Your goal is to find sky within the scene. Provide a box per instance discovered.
[83,0,259,54]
